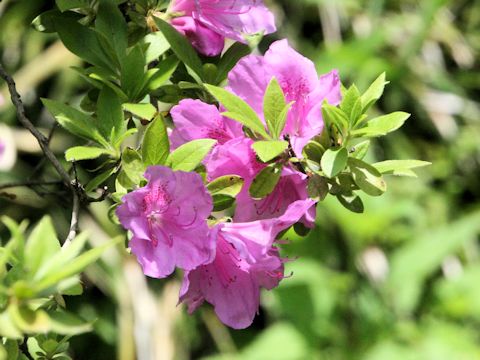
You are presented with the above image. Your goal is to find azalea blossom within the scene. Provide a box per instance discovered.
[170,99,243,149]
[206,137,316,227]
[116,166,215,278]
[228,39,342,155]
[170,0,276,56]
[179,199,315,329]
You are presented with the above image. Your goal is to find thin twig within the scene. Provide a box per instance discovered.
[0,180,63,191]
[64,192,80,247]
[0,62,104,247]
[0,62,73,189]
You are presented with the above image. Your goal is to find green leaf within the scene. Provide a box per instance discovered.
[32,10,82,33]
[204,84,269,139]
[212,195,236,212]
[65,146,112,162]
[341,84,361,119]
[141,115,170,166]
[85,167,118,193]
[34,233,89,283]
[56,0,89,12]
[121,45,147,101]
[95,0,127,62]
[215,43,251,84]
[146,56,179,91]
[8,304,51,334]
[34,237,122,293]
[351,140,370,159]
[302,141,325,164]
[322,103,349,131]
[361,72,388,111]
[373,160,431,177]
[154,17,204,79]
[97,86,126,142]
[207,175,244,197]
[307,174,329,201]
[117,148,146,189]
[48,311,92,335]
[25,217,61,276]
[42,99,106,145]
[249,164,282,199]
[143,32,170,63]
[336,194,364,213]
[252,140,288,163]
[352,112,410,137]
[123,103,157,121]
[53,17,115,74]
[320,147,348,178]
[0,309,22,339]
[167,139,216,172]
[263,78,288,139]
[349,158,387,196]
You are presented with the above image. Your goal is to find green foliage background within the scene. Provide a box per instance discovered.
[0,0,479,359]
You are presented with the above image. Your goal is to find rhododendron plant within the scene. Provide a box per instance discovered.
[0,2,431,354]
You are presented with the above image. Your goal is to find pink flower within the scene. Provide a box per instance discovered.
[170,0,276,56]
[116,166,215,278]
[228,39,342,155]
[179,199,315,329]
[206,138,316,227]
[170,99,243,149]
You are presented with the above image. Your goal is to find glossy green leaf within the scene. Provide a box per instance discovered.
[373,160,431,177]
[352,112,410,137]
[205,84,269,139]
[351,140,370,159]
[65,146,112,162]
[336,194,364,213]
[302,141,325,164]
[349,158,387,196]
[120,45,147,100]
[56,0,89,11]
[321,147,348,178]
[42,99,106,145]
[117,148,145,189]
[322,103,349,130]
[154,17,204,79]
[212,194,236,212]
[142,115,170,166]
[249,164,282,199]
[53,17,115,74]
[146,56,179,91]
[123,103,157,121]
[361,72,388,111]
[307,174,329,201]
[207,175,244,197]
[24,217,61,275]
[95,0,127,62]
[252,140,288,163]
[97,86,126,142]
[34,237,122,292]
[215,43,251,84]
[143,32,170,63]
[263,77,288,139]
[167,139,216,172]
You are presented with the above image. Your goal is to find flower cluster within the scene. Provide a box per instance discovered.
[169,0,276,56]
[116,34,342,327]
[109,0,426,329]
